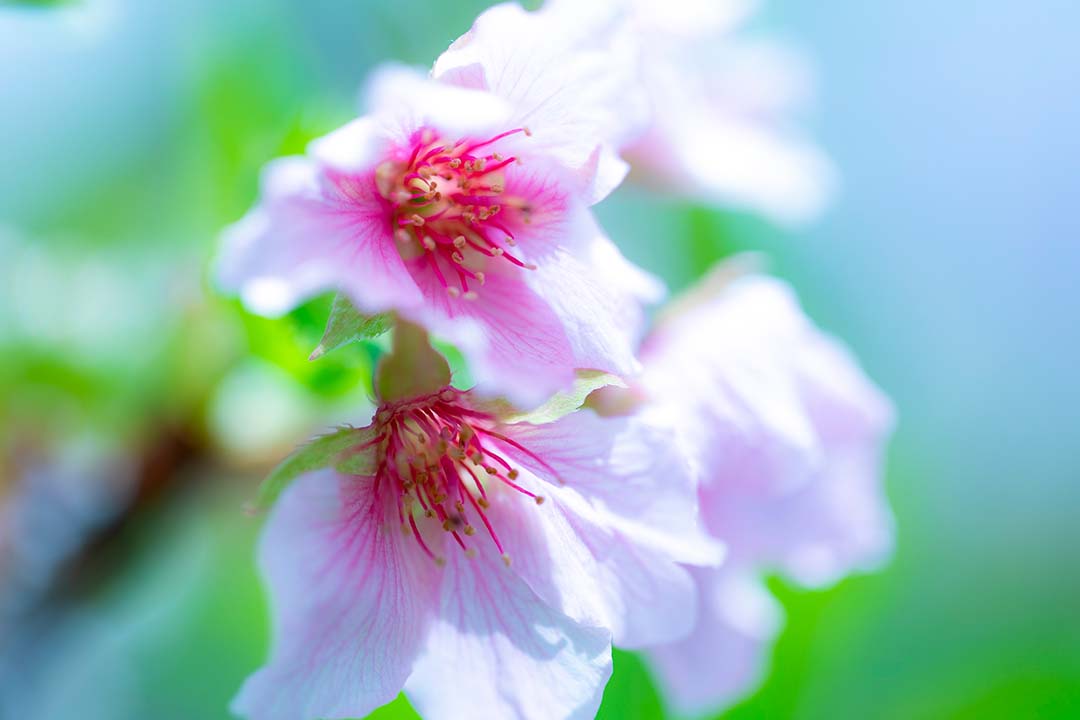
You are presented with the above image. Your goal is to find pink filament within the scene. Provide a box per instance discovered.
[371,390,540,562]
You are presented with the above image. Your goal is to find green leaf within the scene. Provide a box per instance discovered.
[494,370,628,425]
[309,294,391,360]
[254,425,376,510]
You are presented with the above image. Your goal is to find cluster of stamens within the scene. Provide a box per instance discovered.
[378,127,537,299]
[370,388,555,566]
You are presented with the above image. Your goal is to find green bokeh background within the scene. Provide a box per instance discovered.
[2,1,1078,719]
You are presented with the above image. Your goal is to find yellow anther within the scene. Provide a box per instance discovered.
[534,496,545,505]
[501,553,513,567]
[464,525,476,536]
[465,548,478,559]
[452,251,465,264]
[475,272,486,285]
[447,287,461,298]
[422,236,436,251]
[463,291,478,301]
[453,235,467,249]
[485,466,498,475]
[478,497,490,509]
[434,556,447,568]
[508,468,519,480]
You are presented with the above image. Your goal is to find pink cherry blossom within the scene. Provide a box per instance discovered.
[602,270,894,715]
[233,380,719,720]
[216,2,657,407]
[549,0,835,224]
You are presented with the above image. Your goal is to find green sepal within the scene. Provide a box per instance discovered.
[485,370,628,425]
[309,294,392,360]
[254,425,377,510]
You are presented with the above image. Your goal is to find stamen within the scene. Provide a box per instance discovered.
[372,391,549,565]
[382,126,543,297]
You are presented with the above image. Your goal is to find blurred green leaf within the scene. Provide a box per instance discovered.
[597,650,665,720]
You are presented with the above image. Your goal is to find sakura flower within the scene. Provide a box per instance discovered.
[552,0,834,224]
[593,268,894,715]
[216,2,657,406]
[233,326,718,720]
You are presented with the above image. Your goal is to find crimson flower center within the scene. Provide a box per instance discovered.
[376,127,536,299]
[371,388,551,566]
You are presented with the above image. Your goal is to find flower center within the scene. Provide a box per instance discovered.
[376,127,536,299]
[372,388,550,566]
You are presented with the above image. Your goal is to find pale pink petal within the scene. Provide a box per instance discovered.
[455,411,722,648]
[469,476,702,649]
[524,207,662,378]
[434,2,647,203]
[232,470,441,720]
[644,273,894,585]
[531,491,702,649]
[403,266,575,408]
[215,156,422,317]
[635,114,835,225]
[503,410,720,566]
[730,442,894,587]
[627,0,757,36]
[645,566,782,717]
[610,0,834,224]
[363,64,514,145]
[643,276,827,499]
[305,115,389,176]
[403,541,611,720]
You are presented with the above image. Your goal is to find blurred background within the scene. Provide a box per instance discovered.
[1,0,1077,718]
